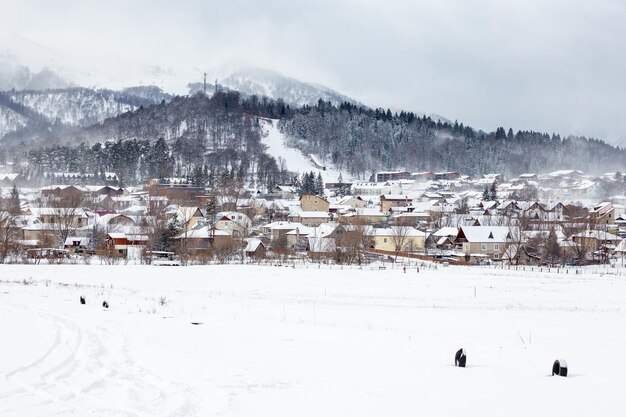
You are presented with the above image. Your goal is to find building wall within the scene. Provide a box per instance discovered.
[374,235,425,252]
[462,241,506,259]
[300,195,330,212]
[299,216,329,227]
[380,198,411,213]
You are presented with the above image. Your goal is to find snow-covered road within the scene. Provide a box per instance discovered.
[1,264,624,416]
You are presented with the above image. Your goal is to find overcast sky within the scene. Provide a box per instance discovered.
[2,0,626,144]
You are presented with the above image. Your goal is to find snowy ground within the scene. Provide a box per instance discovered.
[1,264,625,416]
[261,119,350,184]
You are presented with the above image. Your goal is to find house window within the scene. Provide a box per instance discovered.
[494,244,500,250]
[384,238,388,243]
[481,244,487,251]
[494,253,500,259]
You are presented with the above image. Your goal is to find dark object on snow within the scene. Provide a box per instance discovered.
[190,322,203,325]
[552,359,568,377]
[80,296,86,305]
[455,348,466,367]
[102,301,109,308]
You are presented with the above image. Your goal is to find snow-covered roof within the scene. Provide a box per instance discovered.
[572,230,621,241]
[174,226,229,239]
[286,226,315,236]
[433,227,458,237]
[458,226,512,243]
[0,173,19,181]
[307,237,336,252]
[29,207,88,217]
[264,221,305,230]
[373,227,428,237]
[244,238,264,252]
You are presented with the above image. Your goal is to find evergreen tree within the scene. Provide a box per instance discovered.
[482,186,490,201]
[507,128,514,141]
[8,185,20,216]
[315,172,324,196]
[337,173,345,197]
[205,192,219,239]
[301,171,315,194]
[489,183,497,201]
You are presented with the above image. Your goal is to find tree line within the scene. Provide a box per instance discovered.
[278,99,626,178]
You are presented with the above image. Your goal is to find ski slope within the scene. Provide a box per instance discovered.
[262,119,351,184]
[0,264,625,416]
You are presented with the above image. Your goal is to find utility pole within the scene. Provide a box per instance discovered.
[215,78,218,94]
[203,73,207,95]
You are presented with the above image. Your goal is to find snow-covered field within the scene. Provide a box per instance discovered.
[1,264,624,416]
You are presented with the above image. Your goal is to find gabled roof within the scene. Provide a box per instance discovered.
[457,226,512,243]
[244,238,265,252]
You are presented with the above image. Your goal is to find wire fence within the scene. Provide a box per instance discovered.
[475,262,626,276]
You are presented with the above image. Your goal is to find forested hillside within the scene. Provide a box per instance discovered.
[23,91,291,187]
[278,101,626,178]
[6,90,626,188]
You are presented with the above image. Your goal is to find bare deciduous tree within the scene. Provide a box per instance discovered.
[50,195,85,249]
[339,217,373,265]
[391,226,411,261]
[0,211,20,263]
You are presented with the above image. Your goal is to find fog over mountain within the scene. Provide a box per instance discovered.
[1,0,625,145]
[218,67,361,107]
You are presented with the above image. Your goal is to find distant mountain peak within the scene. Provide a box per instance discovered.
[216,66,361,107]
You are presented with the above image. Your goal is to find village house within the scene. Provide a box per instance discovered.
[64,237,91,253]
[380,194,412,213]
[300,194,330,212]
[213,211,252,237]
[268,185,297,200]
[174,227,233,250]
[351,181,397,196]
[394,211,430,227]
[244,238,266,258]
[263,222,306,245]
[589,202,615,226]
[372,227,428,253]
[288,211,331,227]
[175,206,205,231]
[340,208,387,224]
[410,172,434,181]
[334,195,367,209]
[18,222,56,247]
[571,230,621,253]
[455,226,513,261]
[26,207,88,228]
[106,231,149,255]
[376,171,411,182]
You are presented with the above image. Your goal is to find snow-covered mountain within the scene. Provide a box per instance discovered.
[8,89,136,127]
[0,101,29,139]
[0,57,72,91]
[215,67,360,107]
[0,87,172,144]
